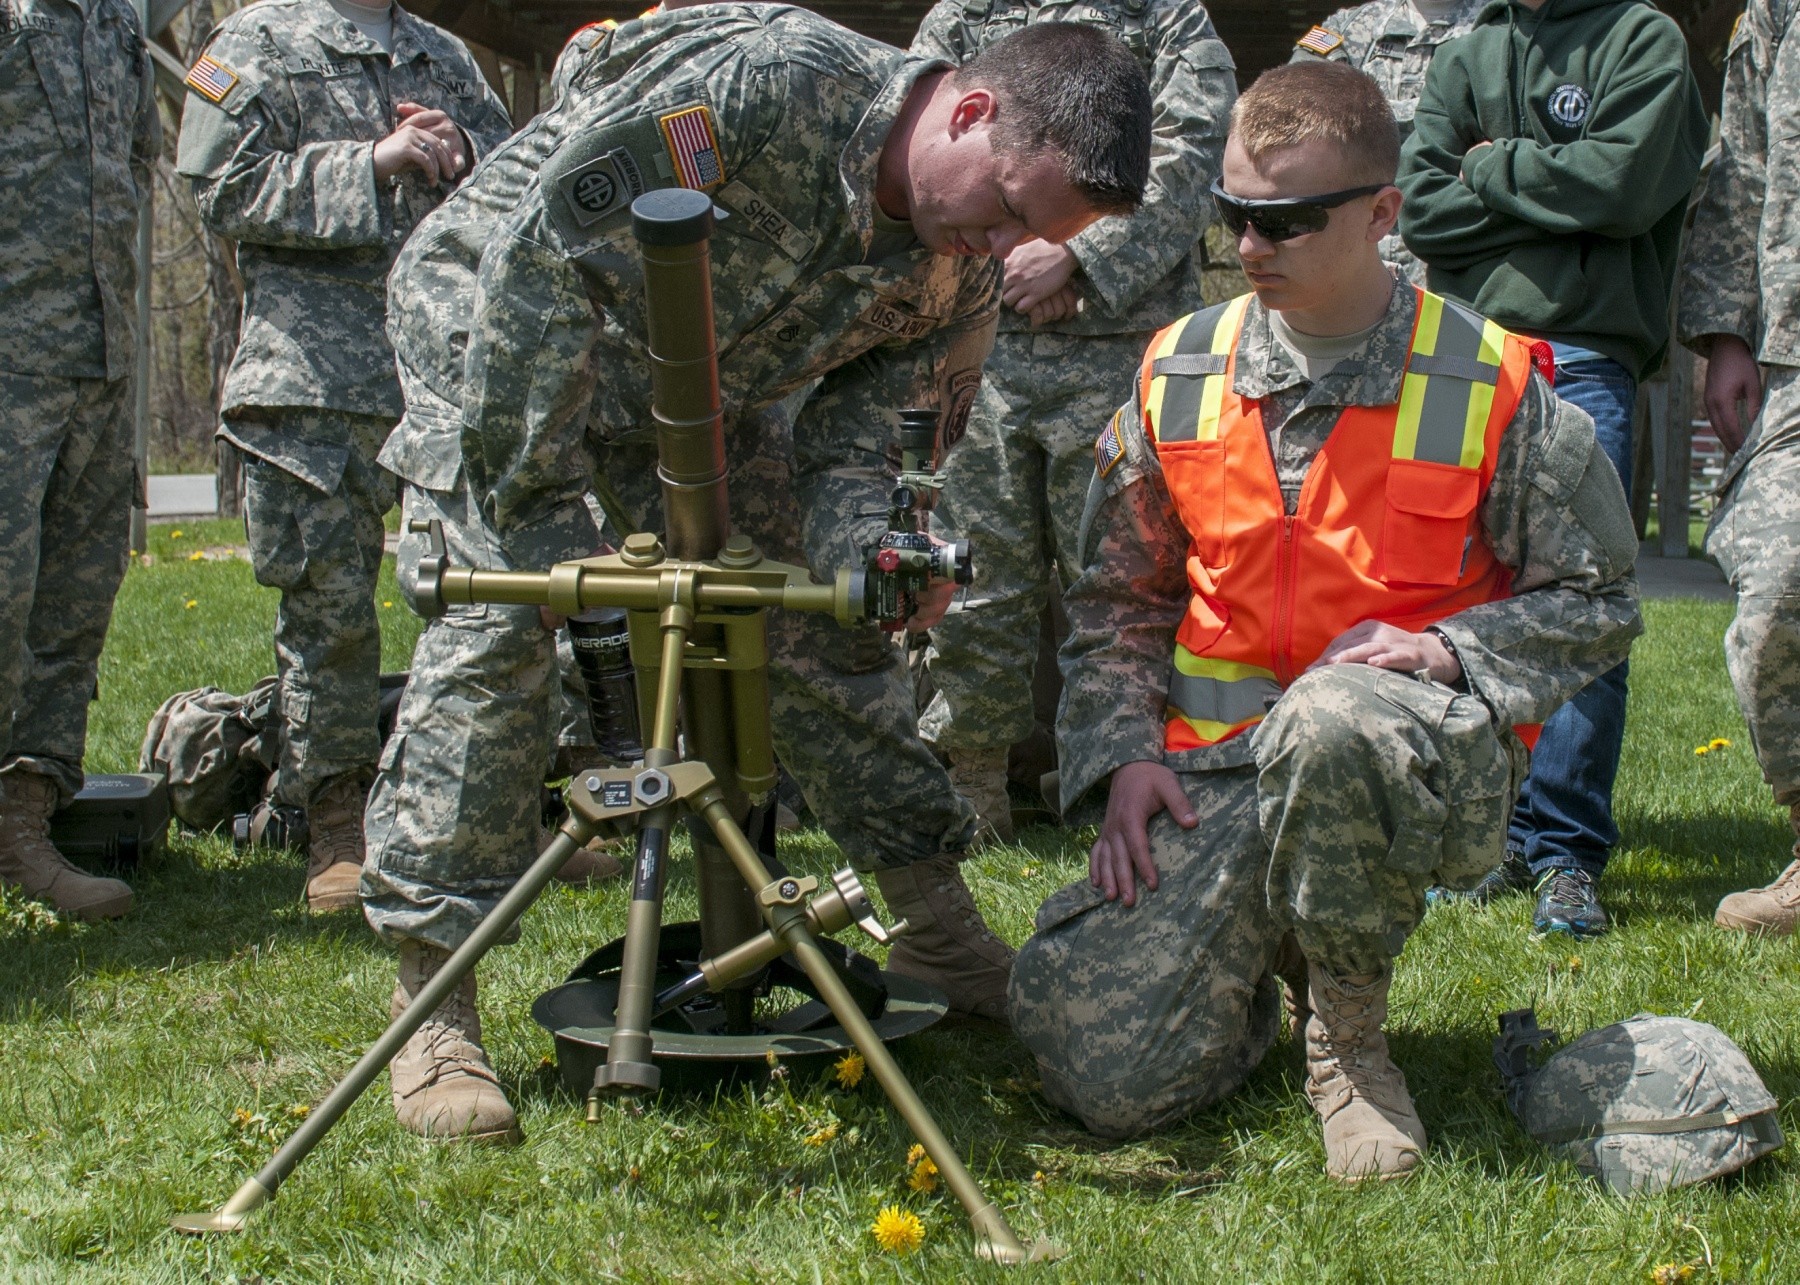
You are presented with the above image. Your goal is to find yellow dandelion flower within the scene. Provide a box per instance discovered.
[286,1103,311,1119]
[764,1049,780,1067]
[230,1107,254,1127]
[383,600,394,608]
[1649,1265,1695,1285]
[188,550,205,561]
[1019,866,1037,878]
[803,1121,840,1147]
[1710,738,1731,750]
[907,1156,939,1193]
[871,1205,924,1255]
[1694,745,1710,756]
[906,1143,926,1166]
[184,599,198,610]
[170,529,183,539]
[1567,955,1583,973]
[833,1049,865,1089]
[1032,1170,1047,1185]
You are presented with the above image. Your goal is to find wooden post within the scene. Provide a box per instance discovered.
[1660,344,1697,558]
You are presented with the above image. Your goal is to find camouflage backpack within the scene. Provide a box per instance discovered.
[138,678,283,833]
[1495,1009,1784,1194]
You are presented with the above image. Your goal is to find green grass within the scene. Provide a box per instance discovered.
[3,530,1796,1281]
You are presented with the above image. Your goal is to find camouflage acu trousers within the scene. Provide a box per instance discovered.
[363,412,974,952]
[921,330,1150,752]
[235,409,394,804]
[1010,664,1519,1138]
[1707,366,1800,812]
[0,373,133,803]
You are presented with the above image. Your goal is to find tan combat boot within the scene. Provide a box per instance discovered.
[0,771,133,920]
[949,746,1015,848]
[390,941,521,1144]
[1272,932,1310,1040]
[537,825,625,886]
[874,855,1015,1027]
[1304,961,1427,1183]
[1715,858,1800,937]
[303,772,367,913]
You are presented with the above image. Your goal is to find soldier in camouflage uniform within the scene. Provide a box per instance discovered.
[0,0,157,921]
[1011,63,1639,1180]
[364,7,1152,1142]
[911,0,1236,843]
[175,0,516,912]
[1288,0,1482,282]
[1678,0,1800,937]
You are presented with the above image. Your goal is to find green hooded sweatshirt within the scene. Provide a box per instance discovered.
[1397,0,1708,378]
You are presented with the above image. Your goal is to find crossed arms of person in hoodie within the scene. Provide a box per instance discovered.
[1395,1,1704,267]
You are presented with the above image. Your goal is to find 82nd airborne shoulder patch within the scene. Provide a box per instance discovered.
[185,53,240,104]
[1294,25,1344,56]
[1095,411,1126,479]
[658,104,725,192]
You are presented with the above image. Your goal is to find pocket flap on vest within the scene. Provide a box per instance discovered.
[1386,457,1480,518]
[1381,458,1481,585]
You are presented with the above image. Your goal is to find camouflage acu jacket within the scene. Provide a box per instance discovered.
[910,0,1234,337]
[1678,0,1800,366]
[0,0,157,381]
[1289,0,1483,138]
[175,0,512,451]
[1289,0,1482,282]
[382,5,1001,574]
[1057,285,1642,810]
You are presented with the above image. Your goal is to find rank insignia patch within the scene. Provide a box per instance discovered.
[1095,413,1126,479]
[1294,25,1343,56]
[185,53,240,104]
[658,104,725,191]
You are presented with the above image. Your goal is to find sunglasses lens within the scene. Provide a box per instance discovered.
[1212,192,1249,237]
[1213,188,1333,244]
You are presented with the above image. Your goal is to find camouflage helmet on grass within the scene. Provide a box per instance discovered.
[1495,1009,1783,1195]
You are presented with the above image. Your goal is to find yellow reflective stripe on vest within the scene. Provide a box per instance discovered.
[1393,292,1509,469]
[1143,312,1197,440]
[1193,296,1249,443]
[1150,295,1249,444]
[1167,645,1282,741]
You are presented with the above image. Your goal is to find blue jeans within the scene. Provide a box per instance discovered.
[1508,354,1637,879]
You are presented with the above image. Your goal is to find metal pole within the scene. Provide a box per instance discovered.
[130,0,153,551]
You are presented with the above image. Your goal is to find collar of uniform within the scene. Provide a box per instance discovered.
[1232,280,1416,408]
[839,53,946,257]
[387,5,439,67]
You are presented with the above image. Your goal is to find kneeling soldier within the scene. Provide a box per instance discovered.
[1010,62,1640,1181]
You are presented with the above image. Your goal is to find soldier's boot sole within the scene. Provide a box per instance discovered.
[390,944,522,1146]
[1319,1096,1428,1183]
[875,856,1014,1030]
[1714,858,1800,937]
[0,771,134,920]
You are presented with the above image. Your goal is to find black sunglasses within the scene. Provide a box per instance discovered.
[1209,179,1390,243]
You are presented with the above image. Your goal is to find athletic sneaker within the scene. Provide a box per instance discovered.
[1533,867,1611,938]
[1426,849,1532,908]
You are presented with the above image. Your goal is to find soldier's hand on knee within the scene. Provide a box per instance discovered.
[1309,620,1461,686]
[1091,761,1195,907]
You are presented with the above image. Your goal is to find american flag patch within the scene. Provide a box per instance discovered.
[1294,25,1344,56]
[1095,413,1126,479]
[658,104,724,191]
[185,53,239,104]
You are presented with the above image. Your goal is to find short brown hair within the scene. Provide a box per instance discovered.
[954,23,1152,216]
[1230,62,1400,185]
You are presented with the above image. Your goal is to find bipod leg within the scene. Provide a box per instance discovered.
[590,601,690,1105]
[172,818,602,1234]
[686,792,1051,1265]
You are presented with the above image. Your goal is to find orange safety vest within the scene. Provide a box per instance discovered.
[1138,288,1546,752]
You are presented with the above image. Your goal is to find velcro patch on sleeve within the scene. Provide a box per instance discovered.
[658,104,725,191]
[1294,25,1344,56]
[557,146,647,227]
[185,53,240,104]
[1095,411,1126,479]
